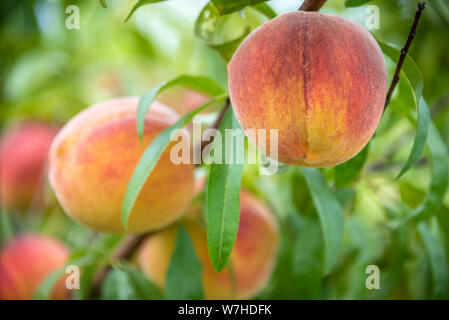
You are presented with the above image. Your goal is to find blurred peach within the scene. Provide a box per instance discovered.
[0,122,56,211]
[0,234,70,300]
[138,192,280,299]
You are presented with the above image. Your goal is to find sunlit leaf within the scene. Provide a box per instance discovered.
[125,0,167,22]
[206,107,244,272]
[136,75,225,141]
[251,3,277,20]
[211,0,269,15]
[303,168,344,275]
[165,225,204,299]
[195,2,251,62]
[122,93,228,229]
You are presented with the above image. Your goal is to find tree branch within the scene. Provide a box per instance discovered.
[194,98,230,166]
[384,1,426,109]
[299,0,327,11]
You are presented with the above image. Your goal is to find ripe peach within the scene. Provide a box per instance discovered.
[137,192,279,299]
[48,97,195,234]
[228,11,387,167]
[0,234,69,300]
[0,122,56,211]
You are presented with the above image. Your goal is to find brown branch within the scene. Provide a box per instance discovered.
[89,233,150,299]
[299,0,327,11]
[384,1,426,109]
[194,98,230,166]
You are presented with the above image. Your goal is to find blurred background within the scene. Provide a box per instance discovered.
[1,0,449,300]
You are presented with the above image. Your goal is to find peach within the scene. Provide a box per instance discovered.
[48,97,195,234]
[228,11,387,167]
[0,234,69,300]
[0,122,56,211]
[137,192,279,299]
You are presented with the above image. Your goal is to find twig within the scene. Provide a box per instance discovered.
[384,1,426,109]
[194,99,230,166]
[89,234,150,299]
[299,0,327,11]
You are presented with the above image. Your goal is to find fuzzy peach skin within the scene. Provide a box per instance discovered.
[0,235,69,300]
[228,11,387,167]
[48,97,195,234]
[137,192,280,299]
[0,123,56,211]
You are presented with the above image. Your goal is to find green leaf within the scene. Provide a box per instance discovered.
[211,0,269,15]
[411,122,449,223]
[377,39,423,109]
[101,268,135,300]
[194,2,251,62]
[344,0,373,8]
[303,168,344,276]
[396,98,430,179]
[377,39,427,179]
[100,264,162,300]
[122,93,228,229]
[417,223,449,298]
[137,75,225,141]
[124,265,163,299]
[99,0,108,8]
[165,225,204,299]
[0,209,13,243]
[125,0,166,22]
[33,267,65,300]
[292,218,324,298]
[207,26,251,62]
[334,143,370,188]
[250,3,277,20]
[206,107,244,272]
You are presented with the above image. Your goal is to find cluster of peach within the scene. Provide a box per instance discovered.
[1,11,386,300]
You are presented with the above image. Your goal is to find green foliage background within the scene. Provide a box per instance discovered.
[1,0,449,300]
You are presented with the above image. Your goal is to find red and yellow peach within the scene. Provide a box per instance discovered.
[228,11,387,167]
[48,97,195,234]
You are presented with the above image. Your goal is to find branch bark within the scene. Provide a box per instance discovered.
[299,0,327,11]
[194,98,230,166]
[384,1,426,109]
